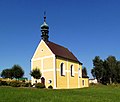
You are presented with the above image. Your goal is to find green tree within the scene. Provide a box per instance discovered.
[1,69,13,79]
[30,68,42,83]
[12,65,24,79]
[106,56,117,84]
[116,61,120,83]
[92,55,120,84]
[92,56,104,83]
[91,68,96,78]
[101,60,110,84]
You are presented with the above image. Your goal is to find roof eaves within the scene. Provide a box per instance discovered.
[56,55,82,64]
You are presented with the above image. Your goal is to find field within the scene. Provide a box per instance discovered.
[0,85,120,102]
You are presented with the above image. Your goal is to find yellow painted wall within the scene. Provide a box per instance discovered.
[79,78,83,88]
[69,73,78,88]
[68,60,79,88]
[56,57,83,89]
[32,60,41,69]
[32,58,54,70]
[56,57,67,88]
[56,71,67,88]
[81,78,89,88]
[31,40,55,86]
[43,71,54,88]
[56,57,67,70]
[32,40,53,59]
[43,57,54,70]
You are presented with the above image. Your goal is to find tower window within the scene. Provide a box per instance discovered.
[60,63,65,76]
[70,65,74,77]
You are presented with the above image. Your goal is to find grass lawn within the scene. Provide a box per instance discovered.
[0,85,120,102]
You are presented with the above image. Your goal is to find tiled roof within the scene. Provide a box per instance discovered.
[45,41,82,64]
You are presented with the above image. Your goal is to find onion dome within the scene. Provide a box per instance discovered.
[41,13,49,41]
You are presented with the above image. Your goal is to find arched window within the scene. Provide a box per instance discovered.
[70,65,74,77]
[60,63,65,76]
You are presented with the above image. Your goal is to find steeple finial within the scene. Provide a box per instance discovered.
[44,11,46,22]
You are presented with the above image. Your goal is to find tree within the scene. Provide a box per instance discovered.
[1,69,13,79]
[30,68,42,83]
[12,65,24,79]
[116,61,120,83]
[101,60,110,84]
[106,56,117,84]
[92,56,104,83]
[91,55,120,84]
[82,67,88,77]
[91,68,96,79]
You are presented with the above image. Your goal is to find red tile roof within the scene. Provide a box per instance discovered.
[45,41,82,64]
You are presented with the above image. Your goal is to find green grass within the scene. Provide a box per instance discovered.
[0,85,120,102]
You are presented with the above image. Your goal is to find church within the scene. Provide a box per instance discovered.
[31,15,89,89]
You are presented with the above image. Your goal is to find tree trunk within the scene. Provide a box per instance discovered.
[98,78,100,83]
[109,77,112,84]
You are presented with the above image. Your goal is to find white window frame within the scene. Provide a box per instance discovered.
[60,63,65,76]
[78,68,82,78]
[71,65,74,77]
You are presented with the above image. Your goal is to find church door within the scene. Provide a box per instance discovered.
[41,77,45,85]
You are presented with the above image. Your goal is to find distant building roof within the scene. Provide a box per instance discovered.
[89,79,98,84]
[45,41,82,64]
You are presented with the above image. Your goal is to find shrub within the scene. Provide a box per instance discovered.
[21,82,31,87]
[48,85,53,89]
[35,83,45,88]
[25,82,31,87]
[20,82,26,87]
[1,81,8,86]
[6,81,11,86]
[10,81,21,87]
[0,80,2,86]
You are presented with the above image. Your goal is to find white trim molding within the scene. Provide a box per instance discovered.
[78,65,80,88]
[31,55,55,61]
[53,55,56,89]
[56,69,78,74]
[67,60,69,88]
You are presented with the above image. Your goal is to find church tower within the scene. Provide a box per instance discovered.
[41,12,49,42]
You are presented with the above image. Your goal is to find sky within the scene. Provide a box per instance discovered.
[0,0,120,79]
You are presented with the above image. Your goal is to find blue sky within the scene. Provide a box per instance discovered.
[0,0,120,79]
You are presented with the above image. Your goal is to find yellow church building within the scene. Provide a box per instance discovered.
[31,15,89,89]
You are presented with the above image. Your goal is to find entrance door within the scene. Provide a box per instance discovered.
[41,77,45,85]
